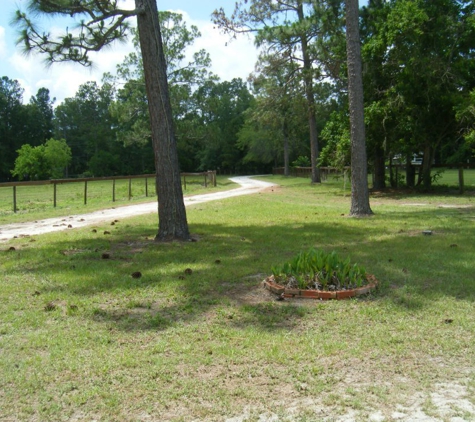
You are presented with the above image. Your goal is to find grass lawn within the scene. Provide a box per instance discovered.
[1,175,475,421]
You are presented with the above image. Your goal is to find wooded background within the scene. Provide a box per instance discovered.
[2,2,475,191]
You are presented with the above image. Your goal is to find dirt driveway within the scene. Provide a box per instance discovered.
[0,176,275,241]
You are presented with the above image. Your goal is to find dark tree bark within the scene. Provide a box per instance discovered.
[458,166,464,194]
[283,120,290,177]
[406,156,416,188]
[420,144,433,190]
[372,145,386,190]
[135,0,190,241]
[346,0,373,216]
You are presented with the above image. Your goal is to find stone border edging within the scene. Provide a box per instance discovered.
[263,274,378,300]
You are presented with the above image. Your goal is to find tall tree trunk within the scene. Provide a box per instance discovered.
[372,145,386,190]
[346,0,373,216]
[135,0,190,241]
[297,2,320,184]
[283,119,290,177]
[406,155,416,188]
[458,166,464,194]
[390,157,401,188]
[421,144,433,190]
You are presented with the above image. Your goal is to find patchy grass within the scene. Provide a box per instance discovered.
[1,175,475,421]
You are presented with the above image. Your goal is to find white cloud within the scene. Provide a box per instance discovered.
[9,51,80,101]
[118,0,135,10]
[172,10,259,83]
[0,26,6,59]
[5,6,259,105]
[196,21,258,82]
[8,34,135,103]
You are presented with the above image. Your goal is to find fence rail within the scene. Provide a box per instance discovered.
[0,171,216,213]
[273,167,350,179]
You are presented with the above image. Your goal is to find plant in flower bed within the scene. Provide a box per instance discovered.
[271,249,368,291]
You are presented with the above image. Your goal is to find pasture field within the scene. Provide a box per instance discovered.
[0,175,236,225]
[1,174,475,421]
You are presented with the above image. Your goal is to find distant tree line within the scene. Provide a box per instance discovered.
[3,1,475,192]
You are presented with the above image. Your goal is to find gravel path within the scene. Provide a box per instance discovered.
[0,176,275,241]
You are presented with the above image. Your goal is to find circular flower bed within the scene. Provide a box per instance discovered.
[264,249,378,300]
[263,273,378,300]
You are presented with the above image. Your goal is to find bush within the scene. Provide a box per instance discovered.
[292,156,311,167]
[11,138,71,180]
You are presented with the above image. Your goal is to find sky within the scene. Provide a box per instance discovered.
[0,0,367,106]
[0,0,261,105]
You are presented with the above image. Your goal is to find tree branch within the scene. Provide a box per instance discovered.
[13,1,138,67]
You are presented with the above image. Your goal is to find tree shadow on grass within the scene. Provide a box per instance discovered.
[88,296,311,332]
[8,219,373,331]
[370,185,475,200]
[357,207,475,309]
[6,203,475,331]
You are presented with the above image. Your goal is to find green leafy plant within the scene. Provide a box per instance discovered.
[431,168,445,184]
[271,249,368,291]
[11,138,72,180]
[292,156,311,167]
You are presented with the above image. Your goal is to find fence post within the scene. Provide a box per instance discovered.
[128,178,132,200]
[207,171,213,187]
[112,179,116,202]
[183,175,186,190]
[54,183,57,207]
[84,181,88,205]
[204,173,207,188]
[13,186,17,213]
[145,177,148,197]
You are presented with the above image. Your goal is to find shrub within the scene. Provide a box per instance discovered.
[292,156,311,167]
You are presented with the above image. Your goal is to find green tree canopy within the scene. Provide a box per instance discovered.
[109,11,216,172]
[213,0,346,183]
[361,0,475,189]
[0,77,26,181]
[54,81,118,176]
[11,138,71,180]
[193,78,254,173]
